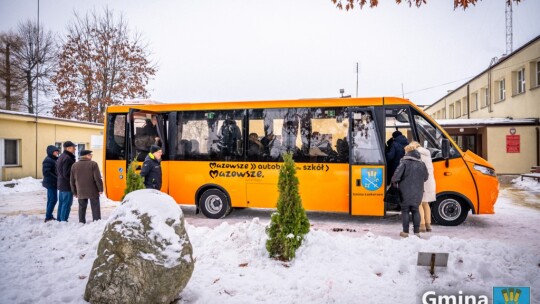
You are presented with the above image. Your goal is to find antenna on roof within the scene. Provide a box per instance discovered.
[506,1,513,55]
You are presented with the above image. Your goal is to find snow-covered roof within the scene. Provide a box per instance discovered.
[123,99,163,105]
[0,109,103,126]
[435,118,539,127]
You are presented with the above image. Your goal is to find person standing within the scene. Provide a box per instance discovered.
[42,145,60,222]
[408,141,437,232]
[70,150,103,223]
[140,145,163,190]
[385,130,409,185]
[57,141,76,221]
[391,148,428,237]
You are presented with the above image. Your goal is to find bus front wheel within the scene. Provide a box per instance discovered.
[432,195,469,226]
[199,189,231,219]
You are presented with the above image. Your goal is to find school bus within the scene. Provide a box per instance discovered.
[104,97,499,226]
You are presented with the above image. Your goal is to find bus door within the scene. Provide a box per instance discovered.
[349,108,386,216]
[127,109,168,192]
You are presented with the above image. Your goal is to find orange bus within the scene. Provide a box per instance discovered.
[104,97,498,226]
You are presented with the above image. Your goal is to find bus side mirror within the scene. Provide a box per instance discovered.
[441,139,450,160]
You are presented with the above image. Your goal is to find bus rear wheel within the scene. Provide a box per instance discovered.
[432,195,469,226]
[199,189,231,219]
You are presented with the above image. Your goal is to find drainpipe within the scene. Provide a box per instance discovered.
[467,85,470,119]
[488,57,498,114]
[537,126,539,166]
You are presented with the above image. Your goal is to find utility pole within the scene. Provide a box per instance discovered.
[401,83,404,98]
[35,0,40,179]
[355,62,359,98]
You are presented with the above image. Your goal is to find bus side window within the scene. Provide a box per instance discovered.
[249,107,348,163]
[412,111,459,160]
[309,107,348,163]
[351,110,383,164]
[384,107,413,184]
[176,110,244,161]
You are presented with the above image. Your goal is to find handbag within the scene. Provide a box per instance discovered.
[384,182,403,206]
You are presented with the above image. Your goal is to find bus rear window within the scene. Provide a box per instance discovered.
[106,114,126,160]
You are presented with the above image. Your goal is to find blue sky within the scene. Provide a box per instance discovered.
[1,0,539,105]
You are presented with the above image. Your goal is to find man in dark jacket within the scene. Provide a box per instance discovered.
[140,145,163,190]
[70,150,103,223]
[385,130,409,185]
[56,141,76,221]
[42,145,60,222]
[391,149,429,237]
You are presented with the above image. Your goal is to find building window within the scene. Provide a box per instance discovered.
[442,108,446,119]
[482,88,489,108]
[498,79,506,101]
[76,144,85,158]
[517,68,525,94]
[536,61,540,87]
[2,139,20,166]
[455,100,461,117]
[449,104,454,119]
[462,97,467,116]
[471,92,478,111]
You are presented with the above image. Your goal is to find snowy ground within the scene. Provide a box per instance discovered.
[0,177,539,303]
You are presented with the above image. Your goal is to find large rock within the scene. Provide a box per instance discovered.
[84,189,194,304]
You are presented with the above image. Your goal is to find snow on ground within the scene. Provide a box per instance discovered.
[0,177,539,303]
[512,175,540,192]
[0,177,44,194]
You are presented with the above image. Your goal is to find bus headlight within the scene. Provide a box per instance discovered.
[473,164,496,177]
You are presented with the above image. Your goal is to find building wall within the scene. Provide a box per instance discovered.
[426,38,540,120]
[425,37,540,175]
[0,113,103,181]
[486,126,537,174]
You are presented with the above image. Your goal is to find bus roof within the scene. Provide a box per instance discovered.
[106,97,417,113]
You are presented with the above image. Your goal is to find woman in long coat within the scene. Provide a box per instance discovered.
[391,147,429,237]
[407,141,437,232]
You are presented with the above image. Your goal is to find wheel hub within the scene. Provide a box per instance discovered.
[205,195,223,215]
[439,199,461,221]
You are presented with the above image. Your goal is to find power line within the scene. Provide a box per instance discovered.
[398,76,476,97]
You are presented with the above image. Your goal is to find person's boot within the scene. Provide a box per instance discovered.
[419,224,426,233]
[399,232,409,238]
[426,224,432,232]
[44,217,56,223]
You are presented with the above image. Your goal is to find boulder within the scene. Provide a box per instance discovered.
[84,189,194,304]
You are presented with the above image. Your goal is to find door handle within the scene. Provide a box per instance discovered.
[356,179,361,186]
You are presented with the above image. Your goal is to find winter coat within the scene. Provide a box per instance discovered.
[42,145,59,189]
[417,146,436,202]
[56,150,76,192]
[391,150,428,207]
[140,153,162,190]
[385,134,409,183]
[70,158,103,199]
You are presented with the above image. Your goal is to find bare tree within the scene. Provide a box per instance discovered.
[8,20,57,114]
[52,8,157,123]
[0,31,25,111]
[331,0,521,10]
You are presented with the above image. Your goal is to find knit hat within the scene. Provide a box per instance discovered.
[392,130,403,138]
[150,145,162,154]
[63,141,76,148]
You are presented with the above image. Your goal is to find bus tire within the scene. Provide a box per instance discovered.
[432,195,469,226]
[199,189,231,219]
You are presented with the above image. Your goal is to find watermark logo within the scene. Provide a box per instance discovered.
[422,291,488,304]
[493,287,530,304]
[361,168,382,191]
